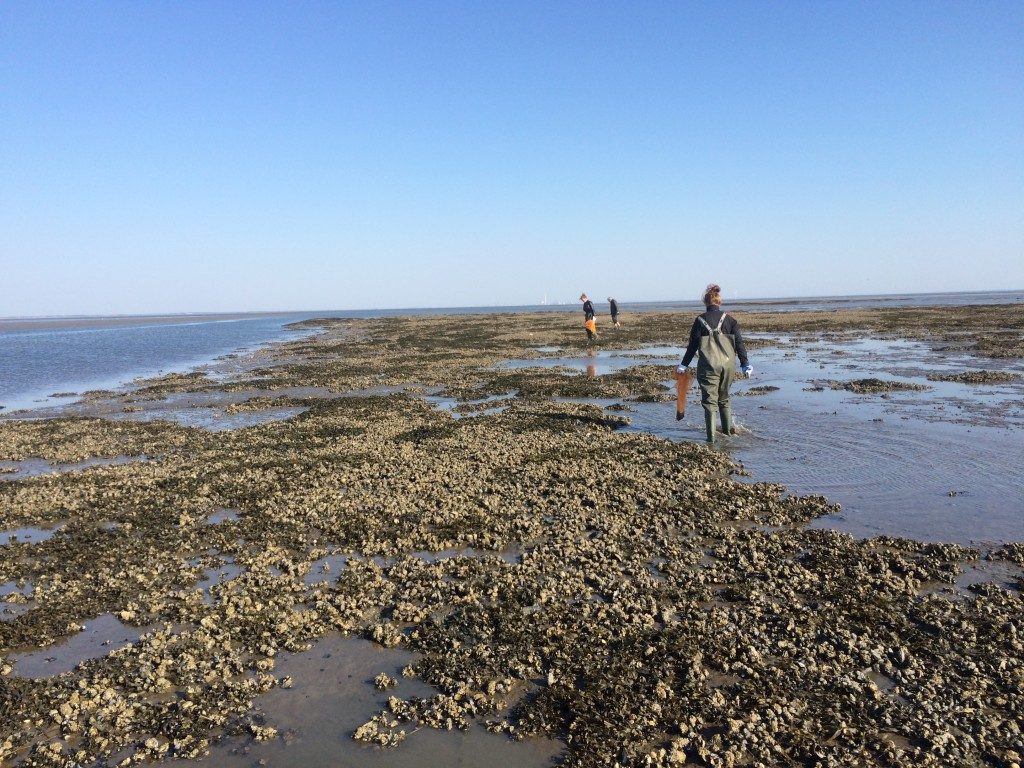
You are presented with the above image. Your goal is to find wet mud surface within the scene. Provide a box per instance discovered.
[0,305,1022,767]
[190,635,562,768]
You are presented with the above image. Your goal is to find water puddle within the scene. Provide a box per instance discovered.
[1,580,35,622]
[187,635,563,768]
[863,670,910,705]
[0,455,144,481]
[304,553,354,585]
[0,580,33,597]
[411,547,521,564]
[193,556,248,602]
[7,386,326,431]
[125,386,331,408]
[302,549,521,587]
[1,601,35,622]
[879,731,916,752]
[0,524,64,545]
[9,613,146,677]
[116,405,307,431]
[955,560,1023,593]
[706,672,744,688]
[206,508,240,525]
[499,347,675,377]
[646,558,668,583]
[421,393,515,420]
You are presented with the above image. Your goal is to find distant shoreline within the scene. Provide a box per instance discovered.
[3,289,1022,333]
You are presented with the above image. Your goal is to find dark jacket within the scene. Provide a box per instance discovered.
[582,300,595,320]
[681,307,748,368]
[609,299,619,317]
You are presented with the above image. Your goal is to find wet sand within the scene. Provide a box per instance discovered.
[0,304,1022,767]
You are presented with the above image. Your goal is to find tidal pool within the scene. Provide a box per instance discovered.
[0,524,64,545]
[188,635,563,768]
[9,613,147,677]
[421,393,514,420]
[0,455,144,481]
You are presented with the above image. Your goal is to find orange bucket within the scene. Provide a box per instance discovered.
[674,368,692,420]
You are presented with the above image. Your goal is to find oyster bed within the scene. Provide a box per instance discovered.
[0,306,1022,767]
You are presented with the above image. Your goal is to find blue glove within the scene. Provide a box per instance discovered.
[741,365,753,378]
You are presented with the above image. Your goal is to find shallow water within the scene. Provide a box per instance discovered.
[303,548,521,587]
[421,393,514,420]
[7,386,319,432]
[0,523,63,545]
[189,635,563,768]
[116,405,308,431]
[499,348,664,377]
[304,552,354,585]
[205,508,240,525]
[194,556,248,600]
[495,338,1024,545]
[10,613,145,677]
[0,455,144,481]
[0,580,35,622]
[0,314,319,412]
[411,546,521,564]
[0,580,33,597]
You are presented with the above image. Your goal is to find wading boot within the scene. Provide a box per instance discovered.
[719,404,735,436]
[703,410,716,443]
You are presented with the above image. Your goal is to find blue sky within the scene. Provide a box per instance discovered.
[2,1,1022,314]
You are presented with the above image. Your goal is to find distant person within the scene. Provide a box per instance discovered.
[608,297,620,327]
[580,293,598,342]
[678,283,751,443]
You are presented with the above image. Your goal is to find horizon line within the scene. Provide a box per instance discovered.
[3,288,1022,323]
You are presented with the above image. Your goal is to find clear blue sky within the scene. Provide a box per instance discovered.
[2,1,1022,315]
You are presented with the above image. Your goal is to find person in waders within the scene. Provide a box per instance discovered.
[678,284,752,443]
[580,293,598,342]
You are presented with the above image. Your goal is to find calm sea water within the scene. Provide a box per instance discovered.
[1,291,1021,413]
[0,314,312,412]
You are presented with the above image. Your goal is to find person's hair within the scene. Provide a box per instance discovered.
[702,283,722,307]
[579,293,588,301]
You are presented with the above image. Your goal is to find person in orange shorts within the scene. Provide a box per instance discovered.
[580,293,598,342]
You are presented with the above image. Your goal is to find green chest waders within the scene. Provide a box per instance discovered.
[695,314,738,442]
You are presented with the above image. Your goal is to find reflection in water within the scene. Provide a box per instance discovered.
[586,363,597,378]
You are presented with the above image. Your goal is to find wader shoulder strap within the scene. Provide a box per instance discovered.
[698,314,728,333]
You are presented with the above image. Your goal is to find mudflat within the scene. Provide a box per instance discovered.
[0,304,1021,767]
